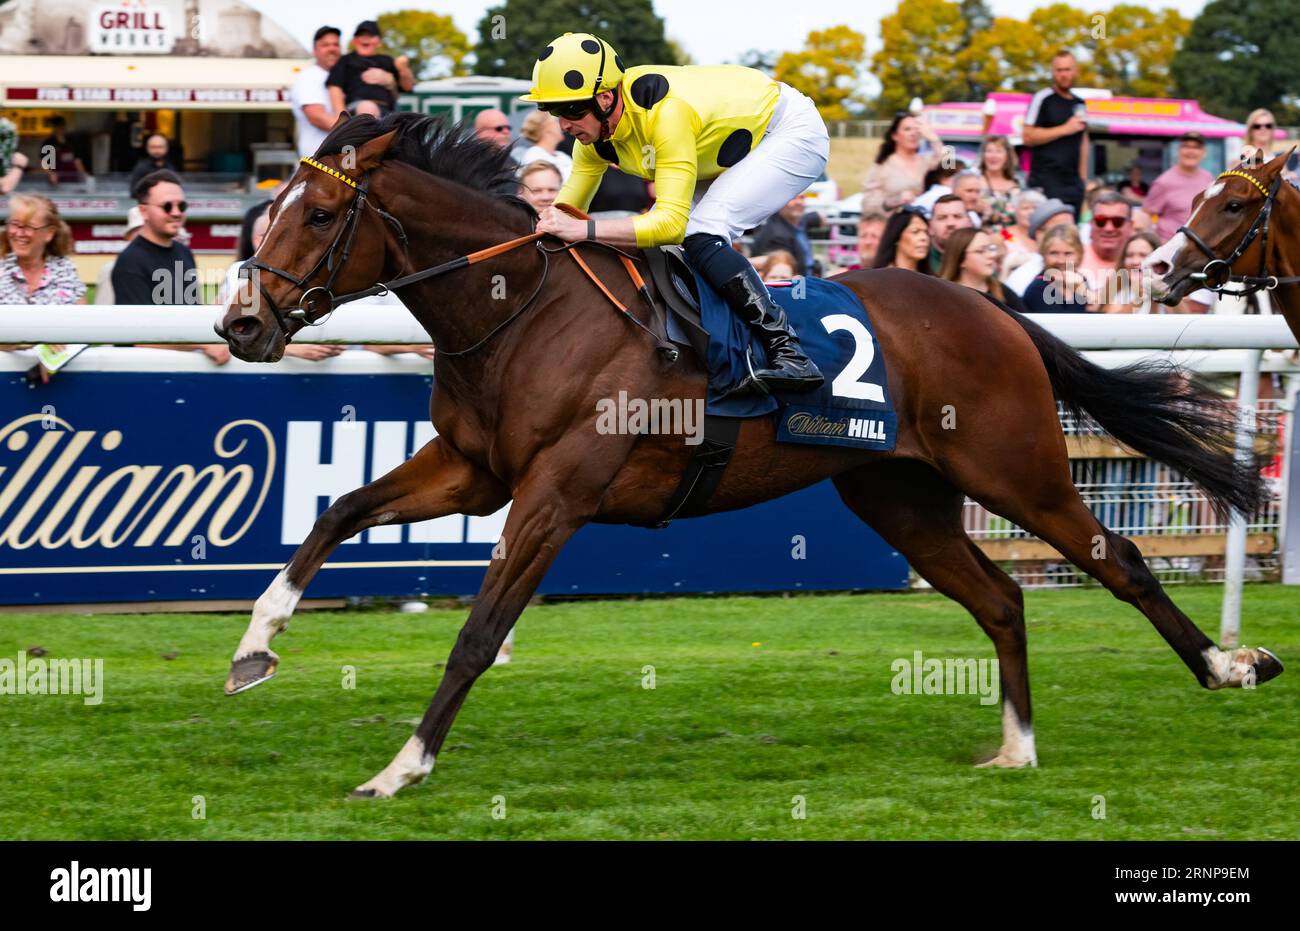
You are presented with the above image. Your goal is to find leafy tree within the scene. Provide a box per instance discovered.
[1091,5,1189,98]
[872,0,968,114]
[1025,4,1101,86]
[377,10,470,80]
[958,17,1043,96]
[1172,0,1300,121]
[474,0,673,78]
[735,49,779,74]
[775,25,868,120]
[666,36,694,66]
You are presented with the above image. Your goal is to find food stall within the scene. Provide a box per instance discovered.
[0,0,310,286]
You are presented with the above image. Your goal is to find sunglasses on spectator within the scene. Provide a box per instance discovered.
[147,201,188,214]
[1251,122,1275,130]
[5,220,52,234]
[538,100,592,120]
[1092,215,1128,228]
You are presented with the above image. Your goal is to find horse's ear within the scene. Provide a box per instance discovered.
[331,111,351,129]
[354,129,399,172]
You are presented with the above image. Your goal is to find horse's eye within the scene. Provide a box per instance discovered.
[1226,201,1244,214]
[309,209,333,227]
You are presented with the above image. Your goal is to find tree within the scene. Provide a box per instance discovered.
[957,17,1042,97]
[1172,0,1300,121]
[872,0,968,115]
[665,36,694,66]
[1025,4,1102,87]
[473,0,674,78]
[1091,5,1190,98]
[735,49,779,74]
[775,25,868,120]
[377,11,471,80]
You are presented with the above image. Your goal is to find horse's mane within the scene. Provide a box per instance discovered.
[316,112,532,216]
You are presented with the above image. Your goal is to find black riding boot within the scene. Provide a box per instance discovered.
[718,266,823,395]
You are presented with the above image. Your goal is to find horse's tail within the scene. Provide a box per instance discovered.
[990,299,1267,516]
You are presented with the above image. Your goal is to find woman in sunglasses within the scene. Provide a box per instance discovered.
[523,31,828,395]
[1242,108,1281,167]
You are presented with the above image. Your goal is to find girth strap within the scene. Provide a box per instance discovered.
[643,415,742,529]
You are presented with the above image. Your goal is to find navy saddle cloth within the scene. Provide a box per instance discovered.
[665,272,897,451]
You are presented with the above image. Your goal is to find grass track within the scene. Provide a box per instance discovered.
[1,585,1296,839]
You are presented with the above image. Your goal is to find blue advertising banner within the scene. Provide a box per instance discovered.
[0,355,908,604]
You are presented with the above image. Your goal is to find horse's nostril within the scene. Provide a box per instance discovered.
[228,316,259,338]
[1151,261,1170,277]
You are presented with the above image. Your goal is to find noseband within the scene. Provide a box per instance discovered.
[1177,169,1300,296]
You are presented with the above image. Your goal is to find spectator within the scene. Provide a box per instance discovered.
[1117,162,1148,200]
[834,211,887,273]
[217,211,343,362]
[910,160,966,217]
[0,116,28,195]
[475,109,514,148]
[862,112,945,215]
[751,193,821,278]
[518,111,572,181]
[1021,224,1093,314]
[1001,189,1045,273]
[237,196,275,263]
[0,194,85,306]
[326,21,413,120]
[752,250,799,281]
[1004,197,1075,296]
[872,207,932,274]
[40,116,88,187]
[1023,50,1089,213]
[292,26,343,158]
[1099,231,1160,314]
[951,169,988,227]
[1143,132,1213,243]
[94,205,144,305]
[938,227,1027,312]
[1081,191,1134,290]
[978,135,1022,228]
[927,194,972,272]
[1241,108,1283,168]
[128,134,180,193]
[518,160,562,212]
[112,170,227,361]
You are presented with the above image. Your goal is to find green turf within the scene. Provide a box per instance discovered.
[1,585,1296,840]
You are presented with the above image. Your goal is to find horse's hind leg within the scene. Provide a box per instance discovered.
[944,445,1283,691]
[225,436,508,694]
[833,460,1037,768]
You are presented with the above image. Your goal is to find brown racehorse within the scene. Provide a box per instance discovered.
[216,113,1283,798]
[1149,149,1300,337]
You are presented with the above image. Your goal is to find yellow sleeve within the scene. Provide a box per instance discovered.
[632,98,700,248]
[555,143,608,213]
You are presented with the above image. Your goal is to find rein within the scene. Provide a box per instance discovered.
[1178,169,1300,296]
[240,156,673,358]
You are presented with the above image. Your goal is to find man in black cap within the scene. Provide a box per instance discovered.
[1143,131,1213,242]
[326,20,415,120]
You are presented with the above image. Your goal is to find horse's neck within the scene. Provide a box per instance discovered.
[1266,183,1300,324]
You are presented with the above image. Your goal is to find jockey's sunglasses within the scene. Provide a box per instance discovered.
[538,99,593,121]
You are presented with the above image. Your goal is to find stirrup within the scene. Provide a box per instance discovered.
[716,346,772,400]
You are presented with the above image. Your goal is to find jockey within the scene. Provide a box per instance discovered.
[523,32,827,394]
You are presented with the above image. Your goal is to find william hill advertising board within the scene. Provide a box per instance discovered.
[0,361,906,604]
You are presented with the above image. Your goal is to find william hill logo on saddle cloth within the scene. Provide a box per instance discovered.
[693,274,897,451]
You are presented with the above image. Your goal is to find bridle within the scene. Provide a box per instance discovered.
[237,154,672,358]
[1177,169,1300,296]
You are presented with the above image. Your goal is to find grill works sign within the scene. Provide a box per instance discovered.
[90,3,176,54]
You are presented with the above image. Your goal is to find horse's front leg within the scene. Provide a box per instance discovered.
[225,436,508,694]
[351,461,609,798]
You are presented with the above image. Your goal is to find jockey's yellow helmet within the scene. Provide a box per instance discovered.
[520,32,626,104]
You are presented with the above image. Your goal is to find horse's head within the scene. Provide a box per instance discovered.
[217,117,401,362]
[1146,149,1295,305]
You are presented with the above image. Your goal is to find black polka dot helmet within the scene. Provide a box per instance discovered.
[520,32,626,105]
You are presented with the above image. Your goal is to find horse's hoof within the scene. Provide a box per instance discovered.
[349,787,380,800]
[975,753,1037,769]
[224,652,278,695]
[1251,647,1284,685]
